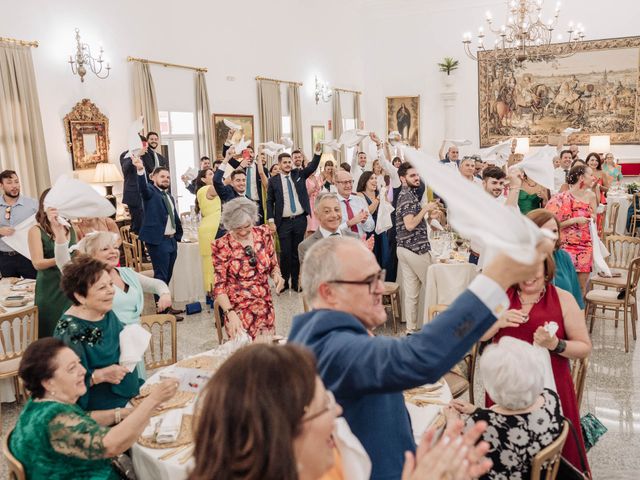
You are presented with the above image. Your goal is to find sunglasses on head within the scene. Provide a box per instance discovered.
[244,245,258,267]
[4,206,10,221]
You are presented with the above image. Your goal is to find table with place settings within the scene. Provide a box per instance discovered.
[168,240,205,303]
[605,191,633,235]
[423,261,478,321]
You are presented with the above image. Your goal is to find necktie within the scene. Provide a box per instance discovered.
[330,232,340,236]
[153,151,160,168]
[286,176,297,213]
[162,191,176,229]
[246,165,253,200]
[343,198,359,233]
[564,169,569,182]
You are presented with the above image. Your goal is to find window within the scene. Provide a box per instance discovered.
[158,110,196,213]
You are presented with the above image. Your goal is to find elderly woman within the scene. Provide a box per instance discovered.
[602,152,623,184]
[54,255,142,410]
[480,255,591,474]
[448,337,563,480]
[10,337,178,480]
[211,198,284,339]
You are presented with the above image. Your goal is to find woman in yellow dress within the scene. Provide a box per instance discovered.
[195,168,222,300]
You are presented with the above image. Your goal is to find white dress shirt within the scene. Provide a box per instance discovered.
[377,148,401,189]
[553,167,568,193]
[280,173,304,217]
[319,226,341,238]
[339,194,374,237]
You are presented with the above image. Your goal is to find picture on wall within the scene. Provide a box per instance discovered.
[478,36,640,146]
[212,113,255,160]
[311,125,325,148]
[64,98,110,170]
[386,96,420,147]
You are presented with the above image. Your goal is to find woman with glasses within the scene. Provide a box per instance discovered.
[211,197,284,339]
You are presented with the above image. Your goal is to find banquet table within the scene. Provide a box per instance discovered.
[605,193,632,235]
[131,348,452,480]
[423,261,478,322]
[169,241,205,303]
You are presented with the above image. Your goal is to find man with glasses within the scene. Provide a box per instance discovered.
[289,235,554,480]
[0,170,37,278]
[335,170,374,238]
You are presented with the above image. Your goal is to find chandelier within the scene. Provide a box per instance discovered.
[68,28,111,82]
[462,0,585,65]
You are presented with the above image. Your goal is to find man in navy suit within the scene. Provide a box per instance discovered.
[228,146,269,224]
[288,236,553,480]
[132,155,183,317]
[141,131,169,174]
[266,143,321,291]
[120,140,149,234]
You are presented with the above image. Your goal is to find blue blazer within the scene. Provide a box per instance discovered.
[213,168,242,204]
[136,173,183,245]
[120,151,144,208]
[266,153,321,228]
[288,290,496,480]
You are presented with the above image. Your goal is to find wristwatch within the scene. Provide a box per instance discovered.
[552,338,567,354]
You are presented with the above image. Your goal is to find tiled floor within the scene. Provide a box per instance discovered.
[0,290,635,479]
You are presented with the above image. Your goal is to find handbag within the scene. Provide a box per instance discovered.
[557,417,590,480]
[580,412,607,451]
[112,453,137,480]
[185,302,202,315]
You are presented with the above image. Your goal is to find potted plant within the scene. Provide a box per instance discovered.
[438,57,459,88]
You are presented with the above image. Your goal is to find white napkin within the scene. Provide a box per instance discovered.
[224,118,242,130]
[590,220,611,276]
[141,416,163,440]
[375,188,394,235]
[182,167,198,182]
[334,417,371,480]
[479,139,512,166]
[531,321,559,393]
[516,145,556,191]
[124,116,145,159]
[259,141,285,152]
[403,147,549,265]
[446,139,472,146]
[320,139,342,151]
[234,136,251,153]
[2,215,36,259]
[156,409,183,444]
[44,176,116,228]
[430,219,445,231]
[562,127,581,135]
[119,324,152,372]
[219,331,251,355]
[338,129,368,148]
[280,137,294,149]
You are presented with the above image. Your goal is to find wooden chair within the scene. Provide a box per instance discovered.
[585,256,640,352]
[382,282,401,333]
[212,299,224,345]
[122,241,136,269]
[141,314,177,370]
[602,202,620,242]
[571,357,589,410]
[630,193,640,237]
[119,224,132,244]
[0,306,38,403]
[530,420,570,480]
[2,429,25,480]
[130,232,153,275]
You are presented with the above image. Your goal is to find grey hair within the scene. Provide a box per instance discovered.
[301,237,362,304]
[480,337,545,410]
[71,231,119,256]
[221,197,258,231]
[313,191,340,214]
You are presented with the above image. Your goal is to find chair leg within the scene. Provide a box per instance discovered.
[615,306,620,328]
[587,302,595,333]
[623,307,629,353]
[390,292,400,334]
[631,304,637,341]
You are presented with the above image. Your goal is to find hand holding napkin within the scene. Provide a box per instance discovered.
[515,145,556,191]
[44,175,116,227]
[156,409,183,444]
[119,324,152,372]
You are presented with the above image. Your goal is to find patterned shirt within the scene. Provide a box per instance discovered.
[395,186,430,255]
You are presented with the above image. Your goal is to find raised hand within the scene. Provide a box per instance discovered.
[94,364,129,385]
[131,155,144,172]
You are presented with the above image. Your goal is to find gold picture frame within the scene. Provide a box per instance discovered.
[311,125,325,148]
[212,113,255,160]
[478,36,640,146]
[64,99,109,170]
[386,96,420,147]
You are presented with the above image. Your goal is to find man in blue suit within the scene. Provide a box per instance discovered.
[132,155,183,315]
[120,141,148,234]
[288,236,553,480]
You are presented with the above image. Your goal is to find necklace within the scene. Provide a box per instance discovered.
[517,286,546,306]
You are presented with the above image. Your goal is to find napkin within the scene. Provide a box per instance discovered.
[156,409,183,444]
[234,136,251,153]
[334,417,371,480]
[516,145,556,191]
[259,141,285,152]
[479,139,512,166]
[281,137,294,149]
[532,321,559,393]
[44,176,116,227]
[119,324,152,372]
[338,129,368,148]
[182,167,198,182]
[590,220,611,276]
[2,215,36,259]
[320,139,342,151]
[562,127,581,135]
[430,219,445,231]
[403,147,549,265]
[446,139,472,146]
[141,416,163,440]
[219,331,251,356]
[124,117,145,159]
[223,118,241,130]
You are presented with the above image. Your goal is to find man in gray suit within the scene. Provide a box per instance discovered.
[299,192,359,263]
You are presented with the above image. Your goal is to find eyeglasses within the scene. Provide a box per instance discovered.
[4,206,10,221]
[244,245,258,267]
[303,390,336,422]
[328,269,386,294]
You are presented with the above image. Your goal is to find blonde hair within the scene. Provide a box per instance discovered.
[71,231,120,256]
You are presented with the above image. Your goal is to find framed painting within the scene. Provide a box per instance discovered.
[478,36,640,146]
[311,125,325,148]
[212,113,255,160]
[386,96,420,147]
[64,99,109,170]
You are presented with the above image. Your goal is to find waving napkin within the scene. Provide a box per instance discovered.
[44,176,115,227]
[320,139,342,151]
[234,135,252,153]
[119,324,152,372]
[124,116,145,159]
[281,137,294,149]
[446,139,472,146]
[259,141,285,152]
[223,118,241,130]
[156,409,183,444]
[516,145,556,191]
[2,215,36,259]
[334,417,372,480]
[479,139,512,166]
[403,147,548,265]
[338,129,368,148]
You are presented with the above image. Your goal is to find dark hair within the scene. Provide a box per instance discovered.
[194,168,214,214]
[278,152,292,163]
[392,157,402,167]
[323,160,334,168]
[151,166,169,176]
[189,344,317,480]
[138,133,147,142]
[340,162,351,172]
[230,169,246,180]
[0,170,17,182]
[357,151,366,157]
[482,166,506,181]
[566,164,587,185]
[560,149,572,159]
[200,156,210,162]
[585,152,602,170]
[291,149,302,156]
[213,160,223,169]
[526,209,562,250]
[269,164,279,175]
[19,338,68,399]
[570,159,586,168]
[60,255,110,305]
[146,131,159,139]
[356,171,375,193]
[35,188,59,238]
[397,161,414,179]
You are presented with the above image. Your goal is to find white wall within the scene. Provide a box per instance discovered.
[0,0,366,183]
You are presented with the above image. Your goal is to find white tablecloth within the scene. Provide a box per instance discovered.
[606,194,632,235]
[423,262,478,320]
[169,241,205,303]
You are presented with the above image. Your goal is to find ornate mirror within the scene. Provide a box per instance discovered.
[64,98,109,170]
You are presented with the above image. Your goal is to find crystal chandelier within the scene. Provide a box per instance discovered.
[462,0,585,65]
[68,28,111,82]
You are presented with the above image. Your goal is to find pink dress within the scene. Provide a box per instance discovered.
[546,192,593,273]
[306,175,322,232]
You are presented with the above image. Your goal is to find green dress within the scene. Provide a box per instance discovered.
[9,398,119,480]
[35,226,77,338]
[54,311,141,410]
[518,190,543,215]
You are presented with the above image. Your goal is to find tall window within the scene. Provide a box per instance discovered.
[159,111,196,213]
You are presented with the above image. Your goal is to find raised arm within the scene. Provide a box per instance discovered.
[301,143,322,179]
[133,156,153,200]
[28,226,57,271]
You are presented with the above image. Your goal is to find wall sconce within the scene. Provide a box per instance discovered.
[589,135,610,153]
[315,76,332,104]
[515,137,530,155]
[68,28,111,82]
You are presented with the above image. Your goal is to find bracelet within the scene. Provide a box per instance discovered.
[551,338,567,354]
[91,372,97,386]
[115,407,122,424]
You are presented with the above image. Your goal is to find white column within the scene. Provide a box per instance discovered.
[441,91,458,140]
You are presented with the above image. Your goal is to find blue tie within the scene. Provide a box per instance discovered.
[286,175,297,213]
[245,165,252,200]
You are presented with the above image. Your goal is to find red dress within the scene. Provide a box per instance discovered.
[486,285,590,474]
[211,225,278,339]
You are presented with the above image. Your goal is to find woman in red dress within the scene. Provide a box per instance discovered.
[481,256,592,475]
[212,198,284,339]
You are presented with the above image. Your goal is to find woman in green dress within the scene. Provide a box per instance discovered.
[10,337,178,480]
[54,255,142,410]
[27,189,77,338]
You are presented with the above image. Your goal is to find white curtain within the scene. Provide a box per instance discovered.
[195,71,213,160]
[257,80,282,143]
[332,90,343,163]
[288,84,303,152]
[132,62,160,136]
[0,42,50,197]
[354,92,362,130]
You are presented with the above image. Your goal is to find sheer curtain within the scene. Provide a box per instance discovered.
[132,62,160,136]
[257,80,282,143]
[195,71,213,160]
[0,42,50,196]
[332,91,343,163]
[288,84,303,152]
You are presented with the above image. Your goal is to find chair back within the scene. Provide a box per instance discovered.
[530,420,570,480]
[428,304,449,322]
[122,241,136,269]
[141,314,177,370]
[623,257,640,306]
[212,299,224,345]
[605,202,620,234]
[571,357,589,410]
[605,235,640,270]
[119,224,132,244]
[129,232,146,272]
[2,429,25,480]
[0,307,38,372]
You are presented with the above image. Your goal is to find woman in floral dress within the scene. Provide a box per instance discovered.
[212,198,284,339]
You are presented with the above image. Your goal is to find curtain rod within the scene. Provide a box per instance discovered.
[255,75,303,86]
[127,56,207,72]
[333,87,362,95]
[0,37,38,48]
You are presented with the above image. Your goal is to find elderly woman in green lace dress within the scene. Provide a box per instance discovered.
[9,337,178,480]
